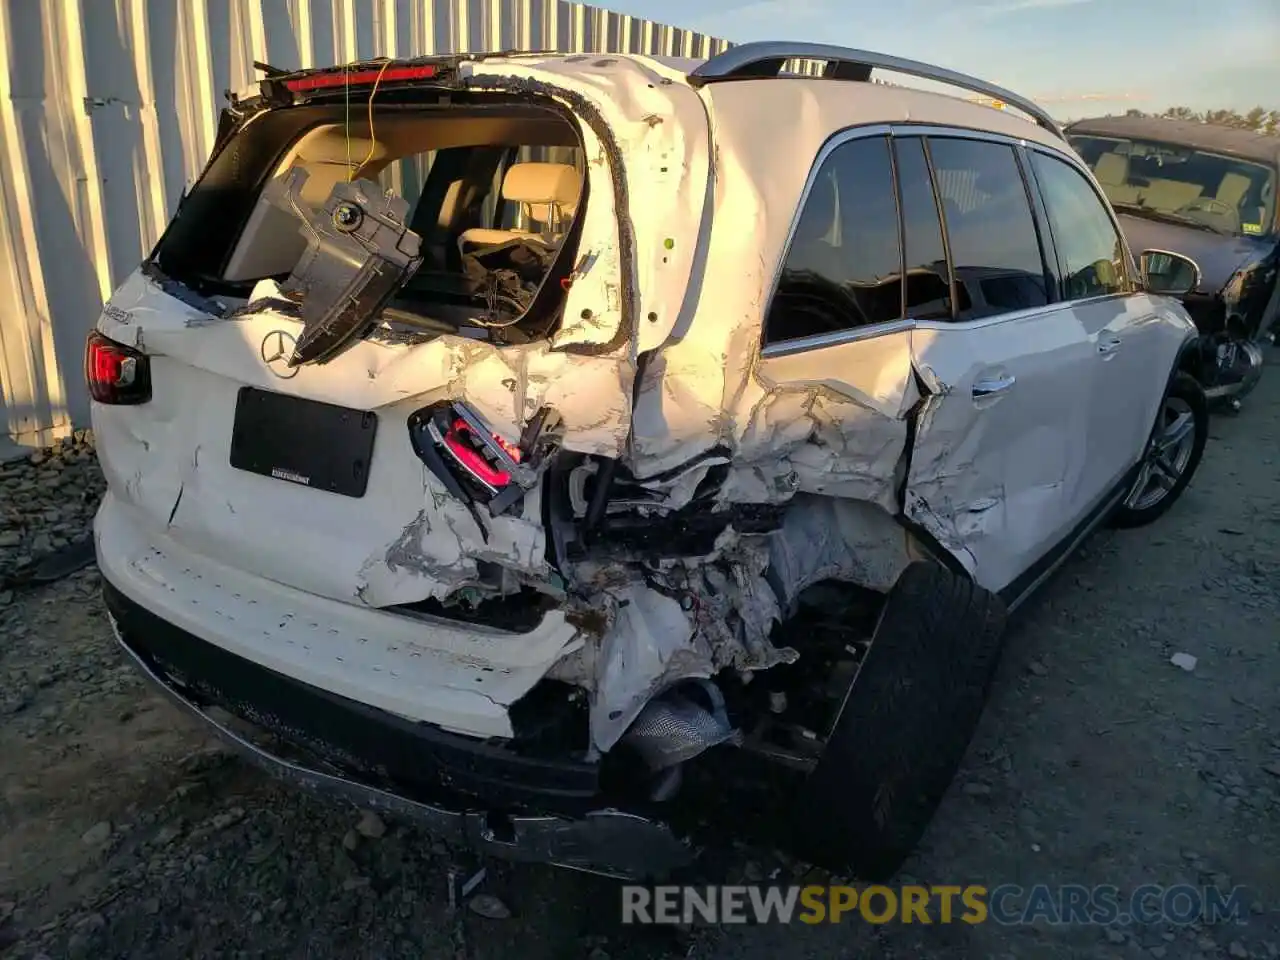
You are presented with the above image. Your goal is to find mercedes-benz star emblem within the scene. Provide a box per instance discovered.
[260,330,299,379]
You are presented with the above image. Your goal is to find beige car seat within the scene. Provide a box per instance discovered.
[457,161,581,256]
[1093,152,1141,205]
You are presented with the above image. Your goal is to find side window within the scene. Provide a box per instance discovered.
[893,137,953,321]
[1028,151,1129,300]
[764,136,902,345]
[927,138,1050,320]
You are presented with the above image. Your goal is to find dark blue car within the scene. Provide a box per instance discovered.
[1065,115,1279,406]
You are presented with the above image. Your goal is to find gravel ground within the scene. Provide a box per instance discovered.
[1,360,1279,960]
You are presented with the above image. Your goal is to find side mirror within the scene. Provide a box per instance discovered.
[1139,249,1201,297]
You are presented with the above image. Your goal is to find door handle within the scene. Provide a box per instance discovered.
[1097,336,1122,356]
[972,375,1016,399]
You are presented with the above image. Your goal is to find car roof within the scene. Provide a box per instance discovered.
[691,70,1073,154]
[1065,115,1280,169]
[560,52,1071,152]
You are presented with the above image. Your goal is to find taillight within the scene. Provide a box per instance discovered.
[85,330,151,405]
[441,417,521,492]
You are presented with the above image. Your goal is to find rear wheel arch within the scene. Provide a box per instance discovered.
[1172,332,1208,388]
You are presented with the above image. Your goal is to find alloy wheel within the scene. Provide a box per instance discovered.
[1124,396,1197,512]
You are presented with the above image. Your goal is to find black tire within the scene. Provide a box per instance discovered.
[1108,371,1208,530]
[786,561,1007,881]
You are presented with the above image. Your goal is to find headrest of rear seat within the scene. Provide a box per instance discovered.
[502,162,581,219]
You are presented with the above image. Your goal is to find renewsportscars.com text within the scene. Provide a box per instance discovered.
[621,884,1251,926]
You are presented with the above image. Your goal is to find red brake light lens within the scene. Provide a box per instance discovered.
[85,330,151,405]
[441,417,521,491]
[283,64,440,93]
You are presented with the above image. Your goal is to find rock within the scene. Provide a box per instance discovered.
[1105,928,1127,944]
[342,877,371,892]
[74,913,106,933]
[1150,948,1167,959]
[355,810,386,840]
[0,532,18,548]
[1262,762,1280,778]
[1229,943,1249,959]
[1170,652,1198,672]
[467,893,512,920]
[342,830,360,852]
[153,823,183,846]
[246,839,280,864]
[587,949,611,960]
[962,782,992,798]
[1026,659,1049,677]
[142,898,160,916]
[208,808,244,832]
[81,821,112,846]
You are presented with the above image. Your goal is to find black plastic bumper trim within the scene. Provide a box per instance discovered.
[103,581,691,880]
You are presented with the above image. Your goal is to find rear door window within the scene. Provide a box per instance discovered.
[927,138,1052,320]
[764,136,903,345]
[1027,150,1130,300]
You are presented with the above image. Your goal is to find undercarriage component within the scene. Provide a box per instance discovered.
[279,170,424,366]
[619,679,742,770]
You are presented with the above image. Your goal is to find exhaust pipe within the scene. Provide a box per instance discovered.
[621,680,742,770]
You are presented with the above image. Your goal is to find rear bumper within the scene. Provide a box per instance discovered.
[103,579,692,880]
[92,492,581,740]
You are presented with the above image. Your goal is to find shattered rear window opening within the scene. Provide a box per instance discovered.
[152,94,589,354]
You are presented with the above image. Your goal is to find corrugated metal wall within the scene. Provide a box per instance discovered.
[0,0,731,452]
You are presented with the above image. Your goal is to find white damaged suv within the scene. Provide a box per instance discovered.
[90,42,1209,880]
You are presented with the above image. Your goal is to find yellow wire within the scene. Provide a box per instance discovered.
[343,63,351,178]
[351,58,393,182]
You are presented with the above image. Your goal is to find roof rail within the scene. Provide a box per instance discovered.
[687,42,1064,140]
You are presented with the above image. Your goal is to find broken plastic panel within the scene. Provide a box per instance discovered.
[279,169,424,366]
[407,401,563,526]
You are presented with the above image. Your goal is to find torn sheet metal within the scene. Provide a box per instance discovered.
[590,582,710,752]
[465,56,715,354]
[95,270,636,609]
[903,323,1086,591]
[766,494,916,613]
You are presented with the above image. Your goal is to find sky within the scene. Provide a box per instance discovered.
[608,0,1280,122]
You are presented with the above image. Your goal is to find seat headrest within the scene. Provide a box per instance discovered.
[502,162,581,222]
[1216,172,1252,207]
[1094,152,1129,186]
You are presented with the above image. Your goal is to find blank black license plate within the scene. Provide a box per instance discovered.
[229,387,378,498]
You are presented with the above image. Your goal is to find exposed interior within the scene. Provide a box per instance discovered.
[162,100,587,344]
[1071,134,1278,237]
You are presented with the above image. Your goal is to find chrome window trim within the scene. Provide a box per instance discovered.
[760,122,1133,359]
[759,296,1128,360]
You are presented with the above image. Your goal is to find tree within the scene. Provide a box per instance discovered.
[1118,105,1280,134]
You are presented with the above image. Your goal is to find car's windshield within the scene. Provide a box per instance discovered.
[1068,134,1277,238]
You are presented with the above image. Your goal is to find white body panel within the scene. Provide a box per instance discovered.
[95,493,579,738]
[906,307,1095,593]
